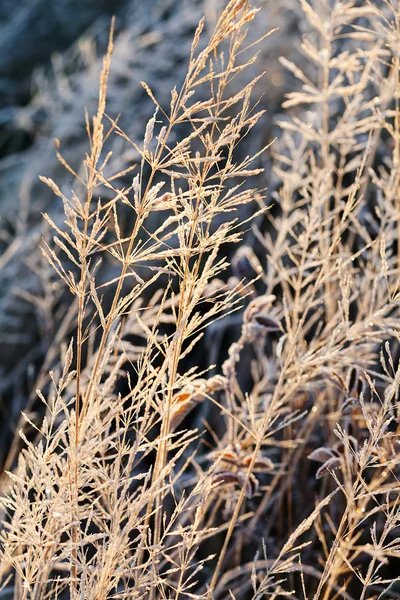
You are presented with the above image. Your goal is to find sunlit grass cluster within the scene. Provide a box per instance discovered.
[1,1,400,598]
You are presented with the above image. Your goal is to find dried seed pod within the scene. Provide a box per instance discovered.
[169,391,201,431]
[253,314,281,332]
[309,434,360,480]
[232,246,257,279]
[205,374,226,393]
[211,470,241,489]
[211,469,259,498]
[169,375,225,431]
[308,447,336,463]
[241,455,274,472]
[209,449,239,466]
[244,295,276,323]
[169,392,191,428]
[243,295,281,339]
[316,457,341,480]
[236,471,260,498]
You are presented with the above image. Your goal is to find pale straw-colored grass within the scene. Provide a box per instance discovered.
[1,1,400,599]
